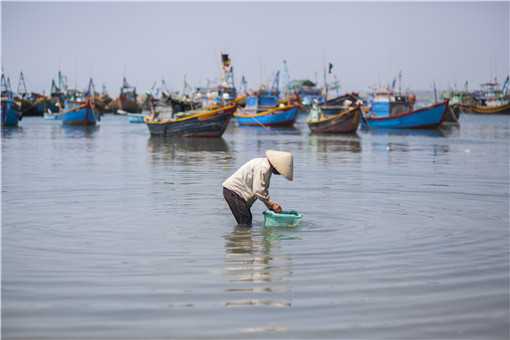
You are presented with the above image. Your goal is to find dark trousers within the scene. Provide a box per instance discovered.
[223,187,252,227]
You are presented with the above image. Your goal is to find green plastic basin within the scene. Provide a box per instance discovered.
[263,210,303,227]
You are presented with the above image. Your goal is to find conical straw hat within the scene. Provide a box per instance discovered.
[266,150,293,181]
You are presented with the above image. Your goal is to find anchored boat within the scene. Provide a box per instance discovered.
[47,99,99,126]
[363,100,448,129]
[115,77,142,114]
[145,103,236,137]
[1,98,22,127]
[307,103,361,134]
[128,113,147,123]
[1,73,22,127]
[469,78,510,115]
[235,92,298,127]
[362,87,446,129]
[470,102,510,114]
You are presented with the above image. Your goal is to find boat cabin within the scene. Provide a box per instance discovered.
[370,89,413,117]
[244,89,280,114]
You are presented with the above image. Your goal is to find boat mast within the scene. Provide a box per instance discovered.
[271,71,280,94]
[240,75,248,95]
[323,65,328,100]
[86,78,95,97]
[220,53,235,98]
[17,71,29,98]
[398,70,402,95]
[1,72,12,98]
[281,60,289,97]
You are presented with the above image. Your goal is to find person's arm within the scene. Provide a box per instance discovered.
[253,168,282,212]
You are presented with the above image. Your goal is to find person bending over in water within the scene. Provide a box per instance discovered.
[222,150,293,227]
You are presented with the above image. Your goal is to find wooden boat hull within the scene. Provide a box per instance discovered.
[146,106,235,137]
[1,99,21,127]
[363,100,447,129]
[469,102,510,114]
[117,96,141,114]
[235,106,298,127]
[307,107,361,134]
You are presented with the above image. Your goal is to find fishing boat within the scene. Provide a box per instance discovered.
[307,103,361,134]
[287,79,324,109]
[115,77,141,114]
[1,98,22,127]
[128,113,147,123]
[1,73,22,127]
[470,102,510,114]
[320,93,363,115]
[363,88,446,129]
[48,99,99,126]
[364,100,448,129]
[234,91,298,127]
[144,103,236,137]
[469,78,510,114]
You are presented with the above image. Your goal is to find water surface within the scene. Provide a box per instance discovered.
[2,114,509,339]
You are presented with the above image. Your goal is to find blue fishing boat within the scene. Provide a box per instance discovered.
[234,92,298,127]
[128,113,146,123]
[1,74,22,127]
[49,99,99,126]
[363,97,448,129]
[1,98,22,127]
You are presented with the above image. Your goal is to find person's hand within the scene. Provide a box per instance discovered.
[271,202,282,213]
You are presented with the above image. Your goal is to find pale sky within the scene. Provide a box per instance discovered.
[2,1,509,95]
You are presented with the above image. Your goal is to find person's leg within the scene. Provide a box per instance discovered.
[223,187,252,227]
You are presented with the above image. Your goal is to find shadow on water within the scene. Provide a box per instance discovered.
[223,226,294,309]
[308,134,362,153]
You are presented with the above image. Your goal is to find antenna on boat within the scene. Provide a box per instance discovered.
[433,81,438,103]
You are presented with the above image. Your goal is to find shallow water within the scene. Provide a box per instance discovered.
[2,114,509,339]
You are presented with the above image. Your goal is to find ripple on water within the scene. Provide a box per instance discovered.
[2,115,509,339]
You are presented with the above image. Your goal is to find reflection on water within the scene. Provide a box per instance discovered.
[308,134,362,153]
[147,136,231,164]
[235,125,302,137]
[224,227,292,309]
[362,127,450,138]
[61,125,100,138]
[1,126,24,138]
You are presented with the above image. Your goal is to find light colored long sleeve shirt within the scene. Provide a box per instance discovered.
[222,158,273,208]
